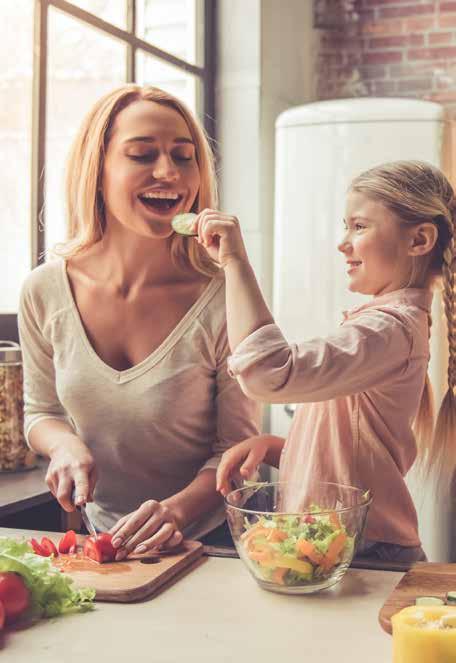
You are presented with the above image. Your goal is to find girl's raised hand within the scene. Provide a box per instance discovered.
[216,436,270,497]
[192,209,249,268]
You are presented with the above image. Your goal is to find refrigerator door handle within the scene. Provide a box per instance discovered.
[284,403,297,418]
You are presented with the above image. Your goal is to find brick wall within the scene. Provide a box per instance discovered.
[317,0,456,104]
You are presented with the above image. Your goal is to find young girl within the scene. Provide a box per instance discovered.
[18,85,260,559]
[192,160,455,562]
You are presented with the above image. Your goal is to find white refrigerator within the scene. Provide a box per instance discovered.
[271,98,453,562]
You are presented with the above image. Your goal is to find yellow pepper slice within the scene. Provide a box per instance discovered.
[392,605,456,663]
[258,554,313,574]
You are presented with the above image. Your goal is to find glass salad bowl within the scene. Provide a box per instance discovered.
[225,481,372,595]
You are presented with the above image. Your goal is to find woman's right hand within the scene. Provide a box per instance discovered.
[45,434,97,512]
[216,436,271,497]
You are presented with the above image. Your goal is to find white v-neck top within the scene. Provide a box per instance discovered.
[18,259,260,538]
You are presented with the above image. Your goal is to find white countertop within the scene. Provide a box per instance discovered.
[1,528,400,662]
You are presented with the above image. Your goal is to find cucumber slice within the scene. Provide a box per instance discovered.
[415,596,445,606]
[171,213,197,236]
[446,591,456,604]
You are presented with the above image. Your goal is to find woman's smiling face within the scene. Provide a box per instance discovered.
[338,191,415,296]
[101,99,201,239]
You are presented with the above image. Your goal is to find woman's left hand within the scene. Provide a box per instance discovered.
[109,500,183,561]
[192,209,249,268]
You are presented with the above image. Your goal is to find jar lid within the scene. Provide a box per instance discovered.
[0,341,22,363]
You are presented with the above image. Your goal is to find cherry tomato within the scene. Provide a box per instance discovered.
[0,600,4,629]
[0,573,30,624]
[40,537,58,557]
[29,538,50,557]
[58,530,77,554]
[83,533,116,563]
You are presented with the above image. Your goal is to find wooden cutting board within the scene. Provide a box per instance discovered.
[379,562,456,634]
[42,533,204,602]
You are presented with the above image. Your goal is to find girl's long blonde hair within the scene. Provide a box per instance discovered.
[54,84,219,277]
[350,160,455,483]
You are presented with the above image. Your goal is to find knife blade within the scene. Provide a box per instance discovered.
[79,502,98,539]
[71,488,98,538]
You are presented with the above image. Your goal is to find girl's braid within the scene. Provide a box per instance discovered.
[442,199,456,394]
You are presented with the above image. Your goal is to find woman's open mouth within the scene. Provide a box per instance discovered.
[138,191,183,215]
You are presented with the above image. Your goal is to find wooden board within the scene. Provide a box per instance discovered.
[43,533,204,602]
[379,562,456,634]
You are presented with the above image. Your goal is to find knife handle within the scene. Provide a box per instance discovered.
[71,487,86,507]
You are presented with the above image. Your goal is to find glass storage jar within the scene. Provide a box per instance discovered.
[0,341,37,471]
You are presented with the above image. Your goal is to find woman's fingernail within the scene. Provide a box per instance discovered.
[112,538,122,548]
[133,545,146,554]
[115,550,127,561]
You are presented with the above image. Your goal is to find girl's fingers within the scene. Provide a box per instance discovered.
[216,448,247,495]
[240,449,263,476]
[196,210,238,243]
[216,452,237,492]
[200,219,236,247]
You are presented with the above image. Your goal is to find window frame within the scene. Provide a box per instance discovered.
[1,0,216,341]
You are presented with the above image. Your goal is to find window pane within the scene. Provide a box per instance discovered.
[65,0,127,30]
[45,8,126,253]
[0,0,33,313]
[136,0,204,67]
[136,51,201,116]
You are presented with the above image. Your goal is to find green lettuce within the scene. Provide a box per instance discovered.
[0,538,95,620]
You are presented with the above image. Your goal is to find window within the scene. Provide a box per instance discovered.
[0,0,214,335]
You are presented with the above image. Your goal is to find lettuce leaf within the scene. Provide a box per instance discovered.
[0,537,95,620]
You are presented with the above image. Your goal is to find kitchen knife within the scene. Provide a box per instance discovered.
[79,502,98,539]
[72,488,98,538]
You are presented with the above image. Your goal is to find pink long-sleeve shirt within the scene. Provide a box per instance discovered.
[228,288,433,547]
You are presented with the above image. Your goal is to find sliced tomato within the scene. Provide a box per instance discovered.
[95,533,116,562]
[40,537,58,557]
[0,573,30,624]
[29,538,51,557]
[83,538,103,563]
[58,530,77,554]
[0,600,4,629]
[83,533,116,563]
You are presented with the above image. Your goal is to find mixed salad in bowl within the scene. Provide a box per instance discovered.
[226,482,371,594]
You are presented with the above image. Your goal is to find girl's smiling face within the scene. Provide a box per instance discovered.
[338,191,415,296]
[101,99,201,239]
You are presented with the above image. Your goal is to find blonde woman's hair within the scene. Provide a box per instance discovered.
[54,84,219,277]
[350,160,456,484]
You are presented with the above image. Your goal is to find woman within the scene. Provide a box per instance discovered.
[19,85,260,559]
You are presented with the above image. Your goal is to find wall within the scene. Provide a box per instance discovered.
[317,0,456,104]
[216,0,318,303]
[216,0,318,431]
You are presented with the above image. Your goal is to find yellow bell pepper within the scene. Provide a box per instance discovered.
[392,605,456,663]
[259,554,313,575]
